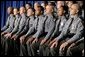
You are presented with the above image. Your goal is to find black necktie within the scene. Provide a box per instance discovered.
[36,17,39,30]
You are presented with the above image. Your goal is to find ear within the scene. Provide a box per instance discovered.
[32,12,34,15]
[76,10,79,13]
[18,11,19,13]
[63,10,65,13]
[51,9,53,13]
[24,10,26,13]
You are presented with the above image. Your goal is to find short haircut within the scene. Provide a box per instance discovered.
[25,3,32,7]
[13,8,19,11]
[28,8,35,12]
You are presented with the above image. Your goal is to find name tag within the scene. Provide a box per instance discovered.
[72,24,75,29]
[61,22,63,26]
[54,19,56,21]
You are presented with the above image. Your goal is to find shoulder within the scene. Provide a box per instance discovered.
[77,17,83,23]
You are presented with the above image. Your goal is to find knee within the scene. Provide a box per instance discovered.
[20,37,23,40]
[20,37,24,44]
[66,48,72,56]
[26,40,29,45]
[82,49,84,56]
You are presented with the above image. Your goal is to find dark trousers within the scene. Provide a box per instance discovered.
[28,37,44,56]
[1,35,14,55]
[20,44,27,56]
[20,35,32,56]
[39,44,51,56]
[40,38,69,56]
[66,42,84,56]
[39,38,52,56]
[1,36,6,55]
[13,39,20,56]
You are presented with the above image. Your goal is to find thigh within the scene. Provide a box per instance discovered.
[25,35,33,44]
[69,42,84,56]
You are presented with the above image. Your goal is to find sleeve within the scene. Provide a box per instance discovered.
[4,16,15,33]
[75,37,84,44]
[45,18,55,39]
[1,17,9,32]
[67,20,84,44]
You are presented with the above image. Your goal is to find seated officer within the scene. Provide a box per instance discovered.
[8,7,27,55]
[19,8,35,56]
[11,7,27,40]
[48,4,84,56]
[1,7,14,36]
[4,8,20,38]
[38,5,56,56]
[39,6,67,56]
[1,7,15,55]
[19,6,44,56]
[2,8,20,55]
[59,4,84,56]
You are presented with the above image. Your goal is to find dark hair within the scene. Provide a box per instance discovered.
[34,2,41,6]
[25,3,32,7]
[7,7,13,14]
[28,8,35,12]
[42,1,48,5]
[38,6,44,12]
[48,2,56,6]
[13,8,19,11]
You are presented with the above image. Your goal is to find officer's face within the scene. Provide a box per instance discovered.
[13,9,18,15]
[46,5,53,14]
[7,7,12,14]
[34,6,39,11]
[35,10,40,15]
[20,7,25,15]
[34,3,40,11]
[25,4,31,10]
[35,6,42,15]
[65,1,69,4]
[57,7,64,16]
[67,1,73,8]
[41,3,45,9]
[57,1,64,8]
[70,5,78,15]
[27,9,34,16]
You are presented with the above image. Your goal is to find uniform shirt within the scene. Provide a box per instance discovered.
[29,16,35,28]
[57,15,84,44]
[15,13,27,35]
[25,15,45,38]
[51,15,67,38]
[19,16,35,35]
[32,15,45,38]
[1,14,15,33]
[43,14,55,39]
[11,14,21,34]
